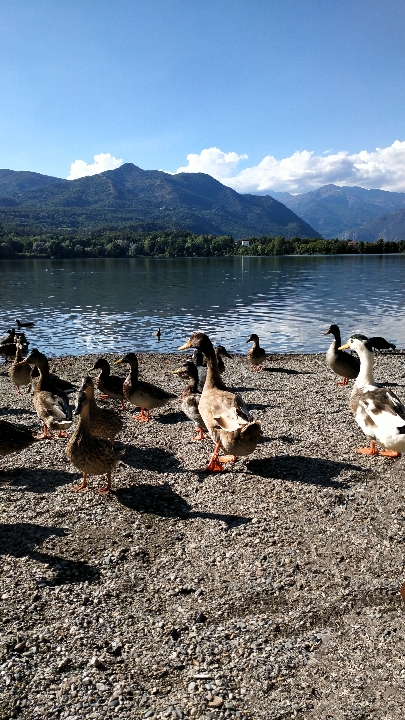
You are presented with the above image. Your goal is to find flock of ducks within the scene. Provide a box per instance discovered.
[1,318,404,493]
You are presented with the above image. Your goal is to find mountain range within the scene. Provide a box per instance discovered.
[1,166,404,241]
[269,184,405,239]
[0,165,320,240]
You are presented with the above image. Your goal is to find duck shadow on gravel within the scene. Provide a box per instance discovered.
[155,410,185,425]
[263,367,314,375]
[1,522,100,585]
[123,446,182,473]
[1,467,75,493]
[115,482,251,530]
[0,407,37,418]
[247,455,362,488]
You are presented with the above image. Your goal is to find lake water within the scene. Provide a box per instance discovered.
[1,255,404,356]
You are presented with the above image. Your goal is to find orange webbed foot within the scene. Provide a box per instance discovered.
[218,455,237,464]
[191,427,205,442]
[72,473,88,492]
[356,441,379,456]
[379,450,401,458]
[205,459,224,472]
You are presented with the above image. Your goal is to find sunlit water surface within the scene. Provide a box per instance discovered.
[1,256,404,356]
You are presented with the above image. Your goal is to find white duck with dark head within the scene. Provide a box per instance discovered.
[339,334,405,457]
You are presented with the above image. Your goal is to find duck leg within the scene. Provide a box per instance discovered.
[337,377,349,386]
[36,424,53,440]
[205,441,225,472]
[134,408,150,422]
[191,427,205,442]
[57,430,69,438]
[118,400,125,411]
[356,441,379,455]
[72,472,88,492]
[97,473,112,495]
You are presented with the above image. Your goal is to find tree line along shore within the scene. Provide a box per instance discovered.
[1,227,405,260]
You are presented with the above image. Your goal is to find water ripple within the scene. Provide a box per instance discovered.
[1,256,404,356]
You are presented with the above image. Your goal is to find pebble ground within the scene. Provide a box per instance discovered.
[1,349,405,720]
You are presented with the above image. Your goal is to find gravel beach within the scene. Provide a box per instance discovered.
[1,349,405,720]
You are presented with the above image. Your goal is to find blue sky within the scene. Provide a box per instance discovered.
[1,0,404,192]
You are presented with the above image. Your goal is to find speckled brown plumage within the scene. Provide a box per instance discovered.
[79,376,123,442]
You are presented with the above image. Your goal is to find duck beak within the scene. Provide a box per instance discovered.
[114,358,123,365]
[338,342,350,350]
[323,329,331,335]
[178,340,191,350]
[172,367,184,375]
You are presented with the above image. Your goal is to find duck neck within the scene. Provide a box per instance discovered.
[355,348,375,387]
[36,359,51,391]
[78,404,91,431]
[203,344,226,391]
[331,327,341,347]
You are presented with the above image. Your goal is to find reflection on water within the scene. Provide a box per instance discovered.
[1,256,404,356]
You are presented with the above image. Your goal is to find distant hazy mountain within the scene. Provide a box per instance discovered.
[0,164,321,240]
[269,184,405,239]
[342,208,405,243]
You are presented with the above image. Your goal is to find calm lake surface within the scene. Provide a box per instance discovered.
[1,255,404,356]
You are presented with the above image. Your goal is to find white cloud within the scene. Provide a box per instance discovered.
[173,141,405,193]
[67,153,123,180]
[175,147,248,180]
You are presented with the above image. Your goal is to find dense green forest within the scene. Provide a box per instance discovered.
[1,225,404,259]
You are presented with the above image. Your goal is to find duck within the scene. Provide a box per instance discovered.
[179,332,261,471]
[246,333,266,371]
[339,334,405,457]
[114,352,176,422]
[29,364,76,395]
[15,318,35,329]
[79,376,123,442]
[368,336,396,352]
[66,391,124,493]
[9,342,31,394]
[172,360,207,441]
[0,342,20,364]
[215,345,232,374]
[90,358,125,410]
[1,328,15,345]
[23,348,72,439]
[152,327,161,341]
[0,419,38,456]
[324,324,360,386]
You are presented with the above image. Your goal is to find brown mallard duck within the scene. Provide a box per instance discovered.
[1,328,15,345]
[66,391,124,493]
[324,324,360,386]
[368,336,396,351]
[79,376,123,442]
[115,352,177,422]
[0,419,37,456]
[339,334,405,457]
[179,332,261,471]
[90,358,125,410]
[9,342,31,394]
[173,360,207,441]
[29,364,76,395]
[215,345,232,374]
[23,348,72,439]
[246,333,266,371]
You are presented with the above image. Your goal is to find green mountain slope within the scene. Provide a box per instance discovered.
[343,209,405,242]
[269,184,405,238]
[0,164,321,240]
